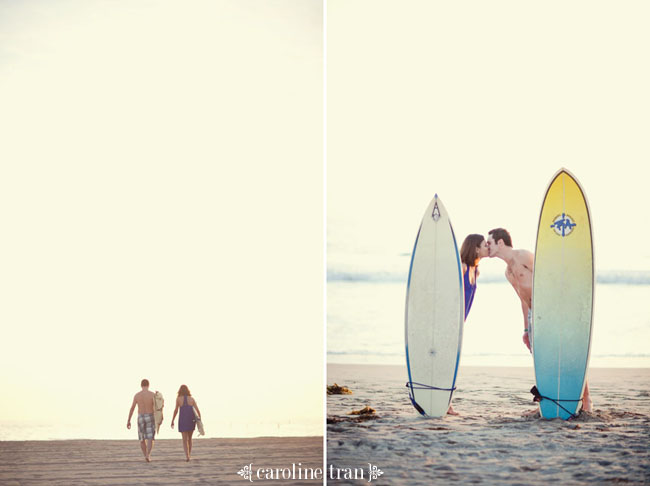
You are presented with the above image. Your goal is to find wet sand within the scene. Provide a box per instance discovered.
[327,365,650,485]
[0,436,323,485]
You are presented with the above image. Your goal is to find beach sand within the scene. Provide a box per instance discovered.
[0,436,323,485]
[327,364,650,485]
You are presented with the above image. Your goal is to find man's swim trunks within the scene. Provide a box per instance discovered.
[138,413,155,441]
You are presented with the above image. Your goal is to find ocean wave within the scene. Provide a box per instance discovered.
[328,269,650,285]
[327,350,403,357]
[594,271,650,285]
[327,269,407,283]
[327,350,650,359]
[461,352,650,358]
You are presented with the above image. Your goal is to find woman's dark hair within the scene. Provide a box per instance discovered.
[460,234,485,267]
[177,385,191,397]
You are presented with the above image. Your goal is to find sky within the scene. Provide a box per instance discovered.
[0,0,323,439]
[327,1,650,276]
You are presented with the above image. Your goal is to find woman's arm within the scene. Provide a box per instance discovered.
[171,399,180,428]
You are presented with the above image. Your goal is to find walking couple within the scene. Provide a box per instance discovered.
[127,379,202,462]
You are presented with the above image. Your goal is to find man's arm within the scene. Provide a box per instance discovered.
[521,299,531,352]
[521,299,530,329]
[127,396,136,429]
[505,267,532,352]
[523,250,534,352]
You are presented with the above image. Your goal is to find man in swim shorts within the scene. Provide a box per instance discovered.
[127,379,156,461]
[487,228,592,413]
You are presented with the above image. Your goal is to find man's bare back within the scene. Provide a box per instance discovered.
[133,389,155,414]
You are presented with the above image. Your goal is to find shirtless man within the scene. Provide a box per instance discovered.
[486,228,592,413]
[127,379,156,461]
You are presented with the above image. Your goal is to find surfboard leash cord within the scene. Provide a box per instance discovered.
[406,381,457,416]
[530,386,583,420]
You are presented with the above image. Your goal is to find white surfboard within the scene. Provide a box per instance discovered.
[532,169,594,419]
[154,391,164,434]
[405,194,464,417]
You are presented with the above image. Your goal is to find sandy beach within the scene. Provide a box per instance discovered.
[327,364,650,485]
[0,436,323,486]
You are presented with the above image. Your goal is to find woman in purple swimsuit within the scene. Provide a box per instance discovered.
[460,234,489,319]
[171,384,202,461]
[448,234,489,415]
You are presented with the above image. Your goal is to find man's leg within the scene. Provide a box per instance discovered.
[140,440,147,459]
[146,439,154,461]
[582,381,593,412]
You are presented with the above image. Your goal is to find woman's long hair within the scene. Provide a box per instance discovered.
[177,385,191,397]
[460,234,485,268]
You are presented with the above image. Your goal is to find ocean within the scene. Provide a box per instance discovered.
[327,253,650,369]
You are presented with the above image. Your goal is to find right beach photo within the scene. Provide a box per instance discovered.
[326,1,650,484]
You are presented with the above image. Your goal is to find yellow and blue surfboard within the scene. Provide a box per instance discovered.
[532,169,594,420]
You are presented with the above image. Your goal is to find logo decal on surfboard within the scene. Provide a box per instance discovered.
[432,203,441,221]
[550,213,576,237]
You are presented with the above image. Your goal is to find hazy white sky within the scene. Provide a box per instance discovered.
[0,0,323,438]
[328,1,650,274]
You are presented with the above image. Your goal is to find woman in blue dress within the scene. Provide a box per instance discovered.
[171,384,202,461]
[448,234,488,415]
[460,234,489,318]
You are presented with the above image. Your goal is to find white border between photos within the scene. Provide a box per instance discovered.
[322,0,328,483]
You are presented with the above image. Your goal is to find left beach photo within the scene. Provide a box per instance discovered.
[0,1,324,485]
